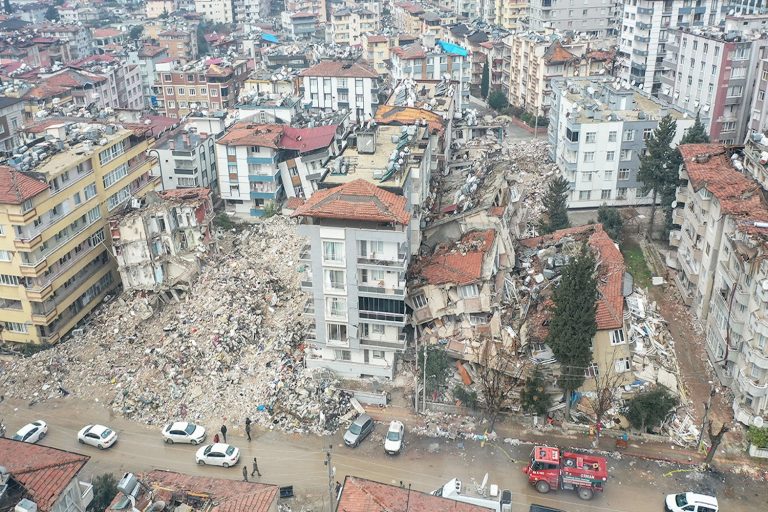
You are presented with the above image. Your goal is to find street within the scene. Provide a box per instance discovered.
[2,397,766,512]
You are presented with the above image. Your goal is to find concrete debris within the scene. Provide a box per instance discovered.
[0,217,353,434]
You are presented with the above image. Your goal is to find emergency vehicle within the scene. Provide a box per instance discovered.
[522,446,608,500]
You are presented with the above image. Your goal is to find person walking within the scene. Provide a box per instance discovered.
[251,457,261,477]
[242,466,248,482]
[221,424,227,443]
[213,433,220,444]
[245,417,252,442]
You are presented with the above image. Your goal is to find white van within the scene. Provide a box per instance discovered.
[665,492,719,512]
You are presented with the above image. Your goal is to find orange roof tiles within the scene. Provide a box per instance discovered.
[375,105,445,134]
[0,439,89,512]
[544,41,577,64]
[218,123,283,148]
[365,35,389,43]
[338,476,491,512]
[299,60,379,78]
[292,179,410,225]
[414,229,496,286]
[0,165,49,204]
[391,44,427,60]
[92,28,123,38]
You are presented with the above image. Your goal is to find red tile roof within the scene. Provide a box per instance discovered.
[138,45,167,58]
[365,35,388,43]
[299,60,379,78]
[396,2,425,15]
[414,229,496,286]
[293,179,410,225]
[291,11,317,18]
[391,44,427,60]
[338,476,491,512]
[0,165,49,204]
[0,439,89,512]
[285,196,305,209]
[375,105,445,134]
[544,41,577,64]
[281,125,338,153]
[218,123,283,148]
[92,28,123,38]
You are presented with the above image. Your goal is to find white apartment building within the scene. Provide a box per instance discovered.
[233,0,271,22]
[150,127,218,192]
[618,0,724,95]
[286,0,329,22]
[330,7,380,46]
[195,0,235,23]
[670,144,768,426]
[548,77,694,208]
[298,61,381,123]
[527,0,622,36]
[390,39,471,82]
[659,20,768,144]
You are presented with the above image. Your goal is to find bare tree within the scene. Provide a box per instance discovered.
[472,337,527,431]
[584,355,627,447]
[704,422,730,465]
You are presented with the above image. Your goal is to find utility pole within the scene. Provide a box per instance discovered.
[697,384,716,449]
[414,331,419,413]
[325,444,335,512]
[422,345,427,413]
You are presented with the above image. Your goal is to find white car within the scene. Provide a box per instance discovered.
[162,422,206,445]
[195,443,240,467]
[77,424,118,449]
[12,420,48,444]
[384,420,404,455]
[665,493,719,512]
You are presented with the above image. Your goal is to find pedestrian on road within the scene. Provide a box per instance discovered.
[335,481,341,496]
[245,417,252,441]
[251,457,261,477]
[221,424,227,443]
[242,466,248,482]
[213,433,220,444]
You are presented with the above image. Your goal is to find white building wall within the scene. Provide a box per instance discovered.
[302,75,375,121]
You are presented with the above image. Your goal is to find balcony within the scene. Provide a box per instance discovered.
[8,207,38,224]
[745,344,768,370]
[737,368,768,398]
[358,310,406,325]
[26,242,104,300]
[299,244,311,262]
[637,7,654,15]
[669,230,682,247]
[633,49,649,57]
[301,276,313,289]
[757,283,768,303]
[637,22,651,30]
[357,253,407,269]
[79,481,94,509]
[358,283,406,296]
[302,299,314,317]
[360,333,407,351]
[674,273,693,305]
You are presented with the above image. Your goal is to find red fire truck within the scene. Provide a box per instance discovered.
[522,446,608,500]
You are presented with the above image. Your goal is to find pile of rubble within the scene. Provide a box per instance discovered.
[0,217,352,434]
[504,140,559,238]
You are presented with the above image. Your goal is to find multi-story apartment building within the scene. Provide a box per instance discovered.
[298,61,381,122]
[91,28,126,54]
[344,0,382,15]
[128,45,171,109]
[152,59,249,119]
[195,0,236,23]
[390,40,470,82]
[146,0,180,18]
[0,122,159,345]
[0,97,24,153]
[294,179,411,379]
[150,124,218,191]
[494,0,528,30]
[330,7,380,46]
[618,0,724,95]
[70,55,145,111]
[659,20,768,144]
[157,30,199,63]
[281,11,319,39]
[669,143,768,425]
[38,24,93,61]
[393,2,425,34]
[500,34,613,118]
[526,0,621,36]
[233,0,271,22]
[548,77,694,209]
[216,123,342,217]
[362,34,390,74]
[285,0,329,22]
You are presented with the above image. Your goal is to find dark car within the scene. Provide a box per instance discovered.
[343,414,374,447]
[530,505,566,512]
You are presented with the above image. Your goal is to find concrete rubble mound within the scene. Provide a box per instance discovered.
[0,217,353,434]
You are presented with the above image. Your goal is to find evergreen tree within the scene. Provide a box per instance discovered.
[3,0,12,15]
[545,247,597,414]
[680,111,710,145]
[88,473,117,512]
[487,90,508,111]
[480,62,490,99]
[129,25,144,41]
[597,204,623,245]
[539,175,571,234]
[521,366,552,416]
[637,114,678,238]
[44,5,59,21]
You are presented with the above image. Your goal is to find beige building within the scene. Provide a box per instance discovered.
[362,35,389,74]
[670,144,768,425]
[393,2,425,35]
[195,0,235,23]
[494,0,528,30]
[286,0,329,23]
[330,7,380,46]
[146,0,179,18]
[0,122,159,345]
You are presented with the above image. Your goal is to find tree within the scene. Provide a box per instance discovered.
[704,422,730,465]
[159,7,169,19]
[637,115,678,238]
[597,204,623,245]
[585,356,627,447]
[480,61,490,99]
[623,386,678,432]
[539,175,571,234]
[418,345,451,396]
[44,6,59,21]
[546,246,597,417]
[520,366,552,417]
[2,0,12,15]
[453,385,478,408]
[196,24,209,56]
[88,473,118,512]
[129,25,144,41]
[473,340,525,431]
[680,111,710,145]
[488,90,508,111]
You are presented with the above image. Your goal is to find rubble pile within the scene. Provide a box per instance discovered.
[505,140,559,238]
[411,410,479,439]
[0,217,353,434]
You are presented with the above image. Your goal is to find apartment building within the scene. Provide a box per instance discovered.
[294,179,411,379]
[669,144,768,425]
[298,61,381,122]
[38,24,93,61]
[195,0,236,23]
[659,22,768,144]
[70,55,145,111]
[92,28,126,55]
[285,0,329,22]
[390,39,470,83]
[281,11,319,39]
[494,0,528,30]
[618,0,724,95]
[152,59,249,118]
[128,45,171,109]
[150,125,218,191]
[344,0,382,15]
[330,7,380,46]
[146,0,180,18]
[526,0,621,36]
[0,122,159,345]
[0,97,24,153]
[157,30,199,63]
[500,34,613,118]
[233,0,272,22]
[216,123,341,217]
[362,35,390,74]
[548,77,695,209]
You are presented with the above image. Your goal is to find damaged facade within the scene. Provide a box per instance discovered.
[110,189,215,297]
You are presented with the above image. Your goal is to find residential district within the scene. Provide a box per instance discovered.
[1,1,768,512]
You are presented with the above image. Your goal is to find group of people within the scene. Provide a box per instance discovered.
[214,418,262,482]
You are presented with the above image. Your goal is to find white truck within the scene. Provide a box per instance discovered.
[432,478,512,512]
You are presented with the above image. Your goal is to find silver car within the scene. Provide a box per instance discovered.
[343,414,374,447]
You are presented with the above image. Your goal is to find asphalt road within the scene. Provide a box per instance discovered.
[2,397,765,512]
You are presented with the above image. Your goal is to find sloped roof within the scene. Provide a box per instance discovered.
[138,45,167,58]
[544,41,577,64]
[280,125,337,153]
[391,44,426,60]
[0,165,49,204]
[338,476,491,512]
[365,35,388,43]
[292,179,410,225]
[413,230,496,286]
[92,28,123,38]
[218,123,283,147]
[0,439,89,512]
[299,60,378,78]
[45,68,108,87]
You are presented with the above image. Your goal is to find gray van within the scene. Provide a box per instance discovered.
[343,414,374,447]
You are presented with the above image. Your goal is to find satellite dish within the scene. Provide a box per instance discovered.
[754,416,765,428]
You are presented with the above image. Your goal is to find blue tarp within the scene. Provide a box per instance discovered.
[437,40,469,57]
[262,33,278,44]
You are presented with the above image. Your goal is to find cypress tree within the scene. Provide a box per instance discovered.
[637,114,678,238]
[481,62,490,99]
[680,111,710,145]
[539,175,571,234]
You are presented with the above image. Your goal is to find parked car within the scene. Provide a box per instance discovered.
[195,443,240,467]
[665,493,718,512]
[162,422,206,445]
[343,414,374,447]
[12,420,48,444]
[384,420,404,455]
[77,424,117,449]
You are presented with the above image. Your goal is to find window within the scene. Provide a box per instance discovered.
[611,329,625,345]
[623,129,635,141]
[0,225,4,236]
[87,205,102,222]
[327,323,348,343]
[585,132,596,143]
[722,121,736,132]
[583,152,595,162]
[324,269,345,291]
[210,89,218,97]
[604,170,613,180]
[727,85,743,97]
[98,141,125,166]
[3,321,27,333]
[582,171,593,182]
[579,190,591,200]
[469,314,488,325]
[102,163,129,189]
[0,274,20,286]
[643,128,653,140]
[166,87,174,95]
[322,240,344,264]
[334,349,351,361]
[618,168,630,180]
[83,183,95,201]
[177,87,185,95]
[601,189,612,200]
[413,293,427,309]
[326,297,347,319]
[584,363,599,378]
[608,131,617,142]
[617,187,628,199]
[188,88,196,96]
[620,149,632,161]
[107,185,131,211]
[371,350,385,359]
[606,151,615,161]
[0,250,11,262]
[459,283,479,298]
[615,357,631,373]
